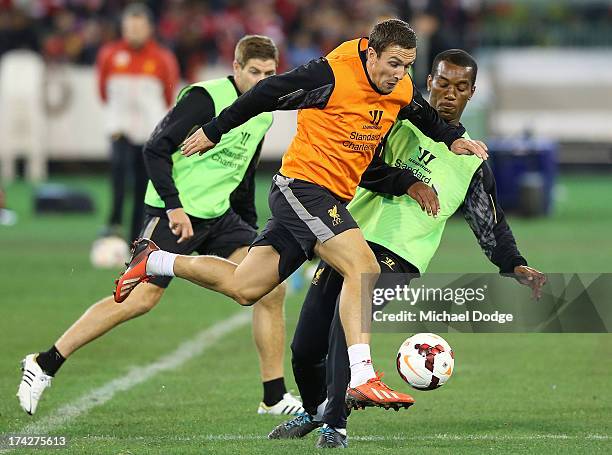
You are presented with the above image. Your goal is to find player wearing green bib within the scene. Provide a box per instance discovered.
[143,77,273,220]
[272,50,546,448]
[18,36,303,418]
[349,123,480,273]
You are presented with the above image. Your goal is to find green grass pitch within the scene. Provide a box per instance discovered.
[0,173,610,454]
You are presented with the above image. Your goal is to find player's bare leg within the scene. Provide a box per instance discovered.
[115,237,413,409]
[314,229,415,410]
[114,239,305,413]
[17,283,164,415]
[127,241,283,305]
[314,228,378,348]
[56,283,165,357]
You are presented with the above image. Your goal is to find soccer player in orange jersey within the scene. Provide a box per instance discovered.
[115,19,488,409]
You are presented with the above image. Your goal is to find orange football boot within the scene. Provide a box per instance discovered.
[346,372,415,411]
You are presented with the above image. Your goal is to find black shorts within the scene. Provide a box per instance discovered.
[140,208,257,288]
[369,241,420,274]
[251,174,359,282]
[306,241,420,301]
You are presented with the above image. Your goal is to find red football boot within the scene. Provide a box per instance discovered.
[113,238,159,302]
[346,372,415,411]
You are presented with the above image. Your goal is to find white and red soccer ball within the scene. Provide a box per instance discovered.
[396,333,454,390]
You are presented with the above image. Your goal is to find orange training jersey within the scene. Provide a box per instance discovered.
[279,38,414,200]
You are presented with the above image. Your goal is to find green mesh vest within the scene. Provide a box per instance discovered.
[348,120,482,272]
[144,77,273,219]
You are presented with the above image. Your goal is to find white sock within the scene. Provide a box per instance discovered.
[146,250,177,276]
[312,398,328,421]
[323,424,347,436]
[348,343,376,388]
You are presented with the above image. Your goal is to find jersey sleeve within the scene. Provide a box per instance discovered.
[359,144,419,196]
[202,58,335,143]
[461,162,528,273]
[143,88,215,209]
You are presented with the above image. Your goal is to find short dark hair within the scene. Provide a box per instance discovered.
[431,49,478,85]
[368,19,417,56]
[234,35,279,67]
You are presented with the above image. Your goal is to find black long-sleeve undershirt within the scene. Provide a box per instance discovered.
[358,142,419,195]
[143,87,215,210]
[462,162,528,273]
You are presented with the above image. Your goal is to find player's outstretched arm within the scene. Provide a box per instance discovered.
[181,58,335,157]
[461,162,545,298]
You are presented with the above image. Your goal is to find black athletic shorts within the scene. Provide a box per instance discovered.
[251,174,359,282]
[140,207,257,288]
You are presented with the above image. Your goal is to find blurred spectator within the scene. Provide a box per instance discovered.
[96,3,179,242]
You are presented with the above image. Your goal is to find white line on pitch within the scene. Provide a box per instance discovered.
[1,311,251,453]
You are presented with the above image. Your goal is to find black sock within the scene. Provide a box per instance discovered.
[263,377,287,406]
[36,346,66,376]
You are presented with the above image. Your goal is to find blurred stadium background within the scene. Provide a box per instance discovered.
[1,1,611,453]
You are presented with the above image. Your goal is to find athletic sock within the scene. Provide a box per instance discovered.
[146,250,177,276]
[36,346,65,376]
[262,377,287,406]
[323,423,347,436]
[347,343,376,388]
[312,398,328,421]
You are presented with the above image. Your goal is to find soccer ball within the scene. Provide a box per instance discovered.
[90,236,130,269]
[396,333,454,390]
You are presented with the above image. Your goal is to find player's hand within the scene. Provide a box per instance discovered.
[167,208,194,244]
[450,138,488,160]
[407,181,439,217]
[180,127,215,157]
[513,265,547,300]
